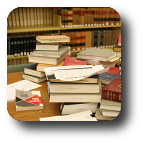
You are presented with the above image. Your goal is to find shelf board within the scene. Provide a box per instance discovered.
[61,25,121,30]
[7,56,28,59]
[7,25,121,33]
[7,25,61,33]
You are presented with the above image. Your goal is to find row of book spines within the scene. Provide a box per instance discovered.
[7,36,36,57]
[7,57,28,66]
[102,90,121,103]
[7,7,53,27]
[61,30,121,51]
[61,8,120,27]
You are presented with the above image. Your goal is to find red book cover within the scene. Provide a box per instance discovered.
[118,34,121,46]
[102,78,121,102]
[63,55,87,66]
[106,67,120,75]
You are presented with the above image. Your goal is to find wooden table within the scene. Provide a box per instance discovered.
[7,72,61,121]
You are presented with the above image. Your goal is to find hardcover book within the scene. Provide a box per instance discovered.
[118,34,121,46]
[24,63,45,78]
[50,74,99,84]
[22,73,47,83]
[100,72,121,84]
[95,108,114,121]
[63,55,87,66]
[36,35,70,43]
[77,48,116,61]
[31,47,69,58]
[102,78,121,102]
[36,41,59,51]
[16,90,43,111]
[28,51,68,65]
[36,61,64,72]
[49,93,101,103]
[50,74,101,93]
[113,44,121,52]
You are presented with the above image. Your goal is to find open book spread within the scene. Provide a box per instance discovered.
[39,110,97,121]
[44,65,109,81]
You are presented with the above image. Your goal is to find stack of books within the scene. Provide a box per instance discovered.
[77,48,119,68]
[22,63,47,83]
[28,35,70,66]
[95,78,121,120]
[48,74,102,115]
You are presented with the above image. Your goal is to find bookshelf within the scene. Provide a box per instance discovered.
[7,7,121,66]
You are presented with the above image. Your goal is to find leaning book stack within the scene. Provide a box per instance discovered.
[95,78,121,120]
[48,74,101,115]
[28,35,70,66]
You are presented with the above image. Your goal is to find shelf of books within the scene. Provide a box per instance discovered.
[7,7,121,66]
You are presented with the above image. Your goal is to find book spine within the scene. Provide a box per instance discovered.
[94,31,98,48]
[105,8,109,26]
[81,8,85,27]
[64,9,68,28]
[67,10,71,28]
[94,7,97,26]
[61,9,65,28]
[100,31,104,48]
[103,30,106,48]
[101,8,105,26]
[97,31,101,48]
[87,8,91,27]
[102,89,121,102]
[114,10,120,25]
[84,8,88,27]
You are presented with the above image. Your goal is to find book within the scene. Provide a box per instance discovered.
[95,108,114,121]
[77,48,116,61]
[118,34,121,46]
[28,51,68,65]
[16,90,43,111]
[50,82,101,94]
[63,55,87,66]
[22,73,47,83]
[50,74,98,84]
[101,110,120,117]
[86,59,116,68]
[36,41,59,51]
[31,47,69,58]
[113,44,121,52]
[24,63,45,78]
[60,103,98,115]
[106,67,120,75]
[100,99,121,107]
[102,78,121,102]
[36,61,64,72]
[36,35,70,43]
[49,93,101,103]
[100,72,121,84]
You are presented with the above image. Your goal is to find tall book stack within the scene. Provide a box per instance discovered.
[48,74,102,115]
[95,78,121,120]
[23,35,70,83]
[28,35,70,65]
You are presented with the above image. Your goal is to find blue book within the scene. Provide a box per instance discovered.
[100,72,121,85]
[94,31,98,47]
[100,31,104,48]
[22,73,47,83]
[24,63,45,78]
